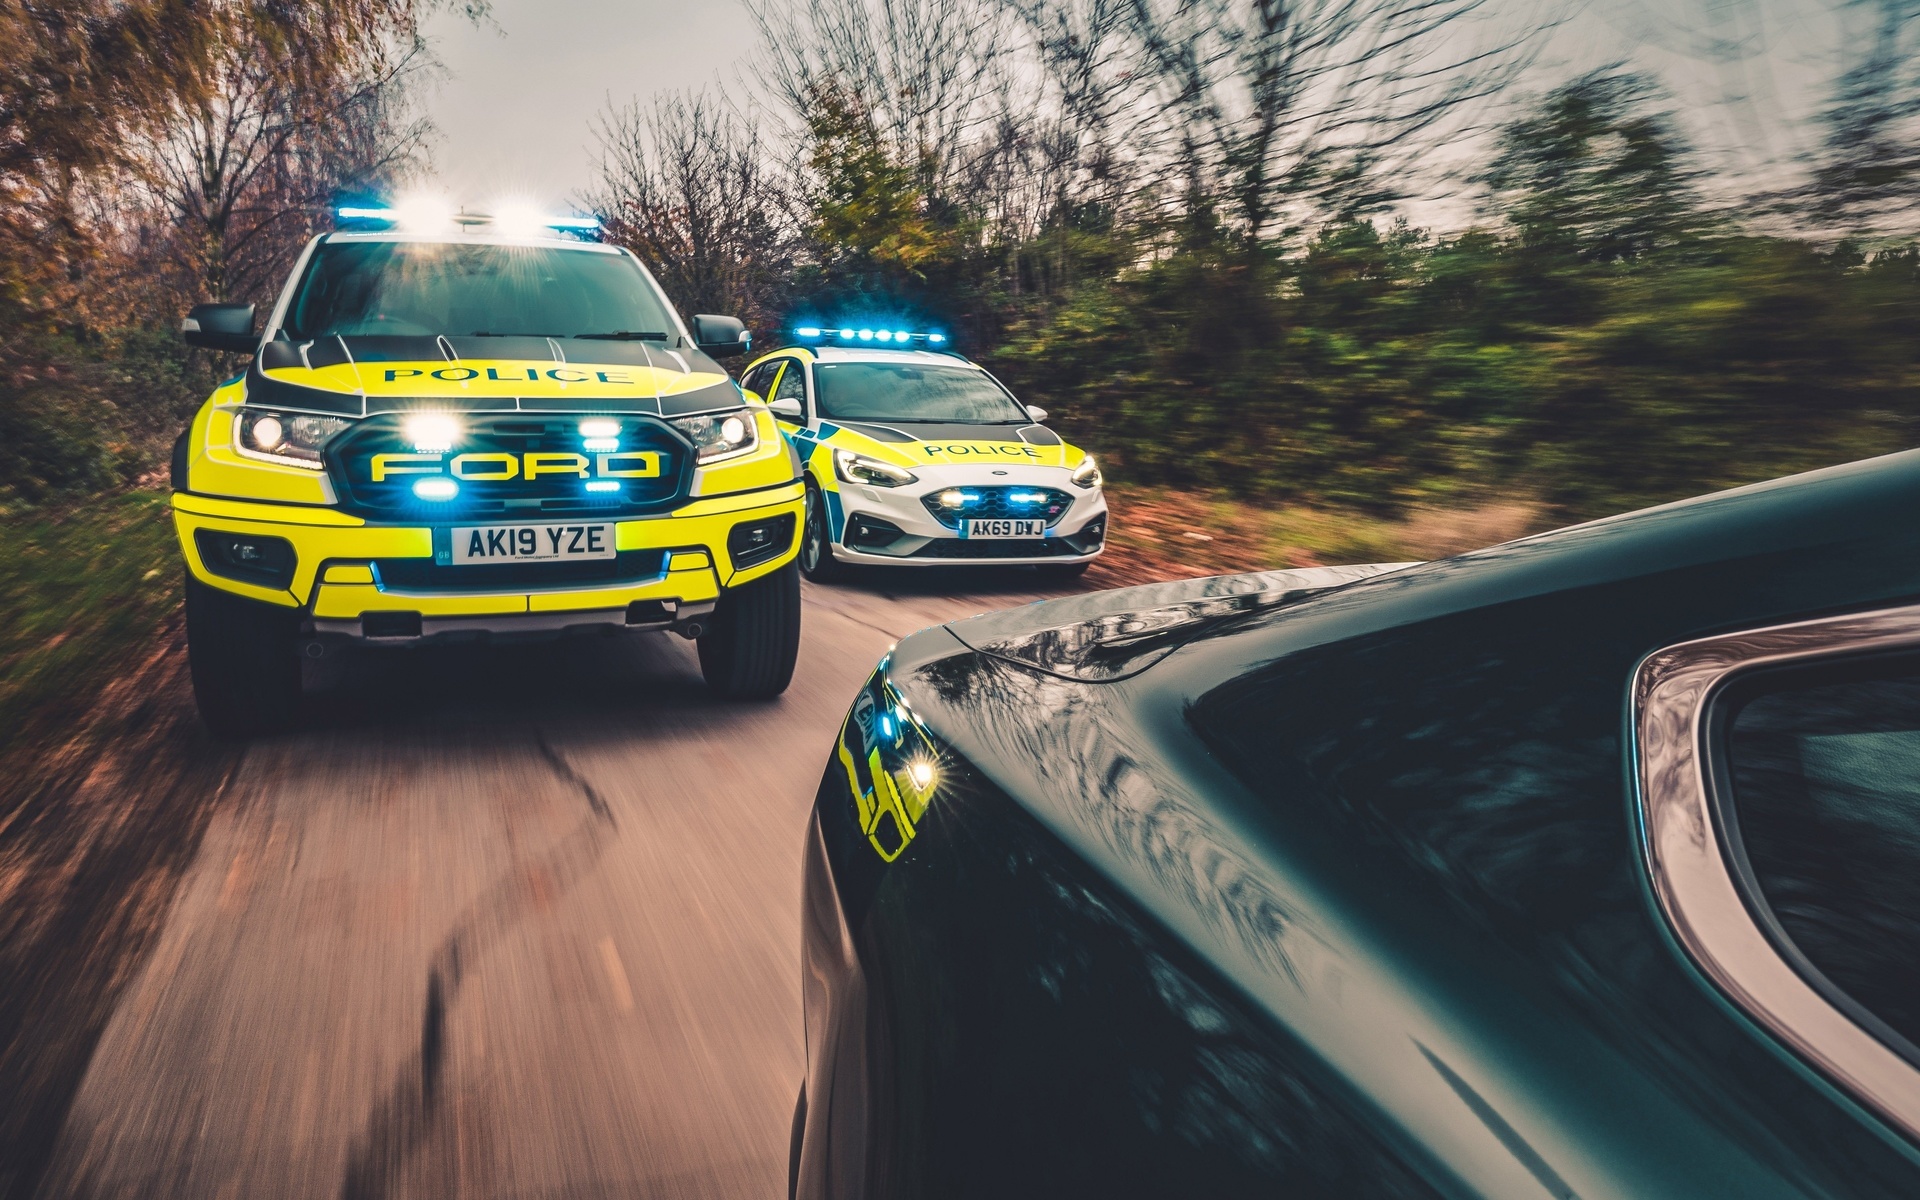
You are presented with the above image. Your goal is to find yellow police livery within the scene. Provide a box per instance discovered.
[739,330,1106,581]
[170,205,803,736]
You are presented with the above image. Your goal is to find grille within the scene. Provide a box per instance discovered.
[911,538,1079,559]
[326,414,689,520]
[920,486,1074,531]
[371,550,668,593]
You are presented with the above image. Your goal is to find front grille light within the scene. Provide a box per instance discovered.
[404,413,461,453]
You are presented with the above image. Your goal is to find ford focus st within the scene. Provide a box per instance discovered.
[171,221,803,736]
[739,337,1106,580]
[794,450,1920,1197]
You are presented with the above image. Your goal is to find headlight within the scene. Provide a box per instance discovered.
[672,409,759,465]
[1069,454,1102,488]
[834,449,917,488]
[234,409,350,469]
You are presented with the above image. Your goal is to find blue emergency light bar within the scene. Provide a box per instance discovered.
[334,204,602,235]
[793,326,947,346]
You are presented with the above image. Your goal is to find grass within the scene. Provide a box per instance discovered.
[0,490,183,764]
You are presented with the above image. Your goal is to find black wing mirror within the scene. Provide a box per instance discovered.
[182,303,257,353]
[690,314,751,359]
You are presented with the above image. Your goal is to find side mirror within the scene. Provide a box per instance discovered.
[182,303,257,353]
[691,314,751,358]
[1025,405,1049,423]
[768,398,804,420]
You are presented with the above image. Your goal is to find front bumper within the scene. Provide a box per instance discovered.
[172,482,803,641]
[825,464,1107,567]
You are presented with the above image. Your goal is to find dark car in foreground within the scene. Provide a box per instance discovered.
[792,450,1920,1198]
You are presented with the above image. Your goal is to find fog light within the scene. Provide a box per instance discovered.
[412,478,459,500]
[727,513,796,569]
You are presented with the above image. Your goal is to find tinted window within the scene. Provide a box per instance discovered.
[814,362,1028,423]
[741,362,778,399]
[1725,659,1920,1052]
[283,241,676,341]
[773,360,807,404]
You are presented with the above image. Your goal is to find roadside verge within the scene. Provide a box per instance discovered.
[0,492,234,1200]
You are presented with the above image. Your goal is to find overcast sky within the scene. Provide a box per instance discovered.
[418,0,757,208]
[417,0,1846,222]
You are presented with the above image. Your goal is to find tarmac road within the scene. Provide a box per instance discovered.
[36,569,1071,1200]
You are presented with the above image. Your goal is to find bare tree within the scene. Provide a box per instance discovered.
[586,91,804,331]
[1807,0,1920,236]
[135,31,437,306]
[745,0,1024,202]
[1004,0,1535,240]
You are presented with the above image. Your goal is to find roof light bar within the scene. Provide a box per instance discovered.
[793,326,949,347]
[333,205,601,235]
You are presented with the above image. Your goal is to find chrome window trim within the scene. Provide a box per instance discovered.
[1635,603,1920,1142]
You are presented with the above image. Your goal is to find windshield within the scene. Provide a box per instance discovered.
[813,362,1030,424]
[280,241,678,341]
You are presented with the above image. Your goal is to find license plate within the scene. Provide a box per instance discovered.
[451,523,616,564]
[962,518,1045,540]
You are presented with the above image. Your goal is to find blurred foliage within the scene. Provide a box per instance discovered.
[782,70,1920,521]
[0,0,457,511]
[0,492,182,760]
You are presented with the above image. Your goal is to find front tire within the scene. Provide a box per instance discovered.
[699,561,802,700]
[184,573,302,738]
[799,483,845,583]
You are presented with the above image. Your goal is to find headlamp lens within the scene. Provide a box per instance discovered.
[235,409,349,469]
[834,449,918,488]
[671,409,759,464]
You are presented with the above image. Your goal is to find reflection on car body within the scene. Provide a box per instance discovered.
[793,449,1920,1198]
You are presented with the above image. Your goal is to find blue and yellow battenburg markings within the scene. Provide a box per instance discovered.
[836,662,942,862]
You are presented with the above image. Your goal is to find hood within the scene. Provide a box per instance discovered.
[245,334,740,417]
[822,419,1084,470]
[926,563,1417,683]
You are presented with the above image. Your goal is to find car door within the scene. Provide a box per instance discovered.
[771,357,810,432]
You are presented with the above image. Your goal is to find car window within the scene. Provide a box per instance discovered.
[741,362,778,400]
[813,362,1028,424]
[773,360,807,405]
[282,241,677,341]
[1723,657,1920,1053]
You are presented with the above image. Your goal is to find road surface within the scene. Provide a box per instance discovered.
[37,570,1070,1200]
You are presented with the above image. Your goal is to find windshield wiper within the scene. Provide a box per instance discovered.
[469,331,563,337]
[573,331,669,341]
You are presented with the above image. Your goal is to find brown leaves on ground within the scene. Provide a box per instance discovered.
[1083,488,1550,590]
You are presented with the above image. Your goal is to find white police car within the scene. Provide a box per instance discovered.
[739,332,1107,579]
